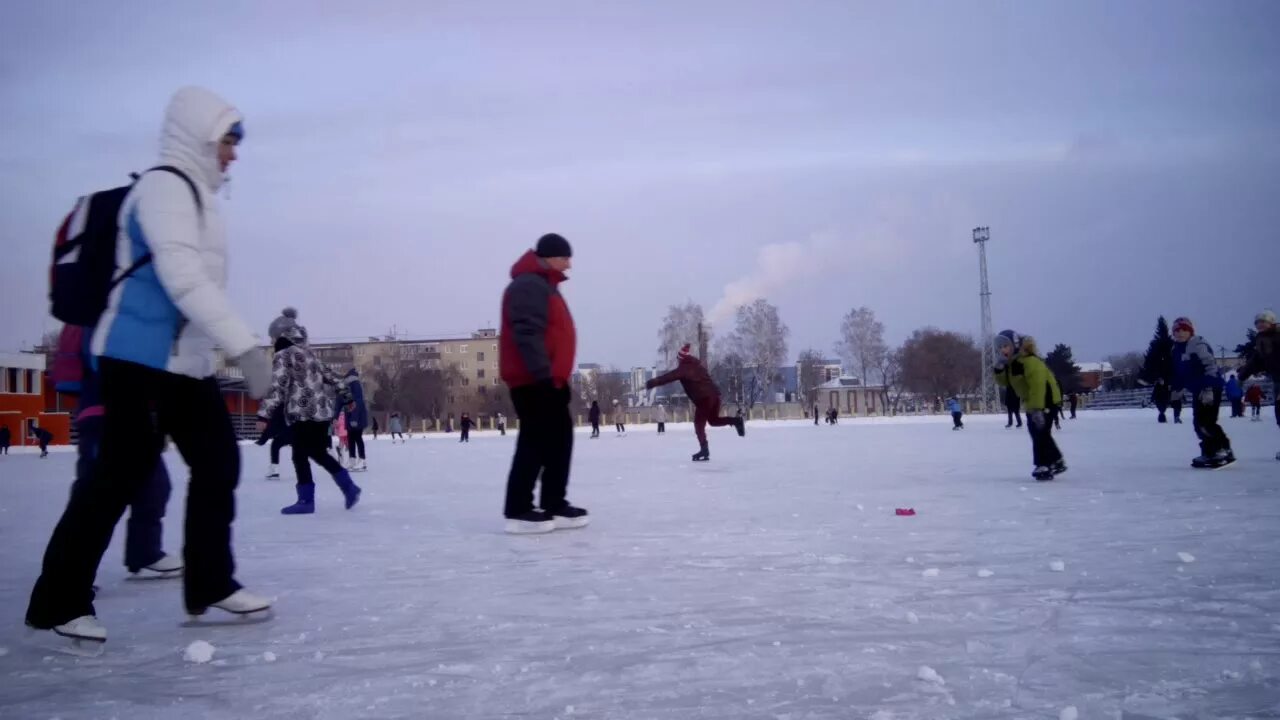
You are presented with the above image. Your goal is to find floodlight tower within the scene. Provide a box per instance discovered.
[973,226,996,413]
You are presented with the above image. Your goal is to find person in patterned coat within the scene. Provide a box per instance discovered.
[257,308,361,514]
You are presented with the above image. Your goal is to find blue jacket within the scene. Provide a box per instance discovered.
[946,398,962,413]
[345,369,368,430]
[1172,336,1222,395]
[1225,375,1243,400]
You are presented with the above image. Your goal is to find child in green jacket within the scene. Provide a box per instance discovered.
[994,330,1067,480]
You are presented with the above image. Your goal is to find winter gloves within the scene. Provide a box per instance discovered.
[234,347,272,399]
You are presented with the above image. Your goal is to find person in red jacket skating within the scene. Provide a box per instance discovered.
[647,344,745,461]
[498,234,588,534]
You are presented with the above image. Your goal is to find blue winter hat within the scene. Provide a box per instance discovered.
[995,329,1021,351]
[225,121,245,141]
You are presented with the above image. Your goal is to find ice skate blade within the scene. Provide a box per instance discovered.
[182,608,274,627]
[552,515,590,530]
[126,568,183,581]
[504,519,555,535]
[28,628,106,657]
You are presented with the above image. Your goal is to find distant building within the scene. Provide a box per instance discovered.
[815,376,886,416]
[1077,362,1113,392]
[308,328,501,421]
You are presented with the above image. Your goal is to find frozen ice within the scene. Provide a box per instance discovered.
[976,569,995,578]
[182,640,215,664]
[905,611,919,624]
[2,411,1279,719]
[1059,706,1078,720]
[262,651,277,663]
[1049,560,1067,572]
[922,568,940,578]
[1178,552,1196,563]
[916,665,945,685]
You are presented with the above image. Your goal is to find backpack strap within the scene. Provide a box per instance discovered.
[108,166,204,289]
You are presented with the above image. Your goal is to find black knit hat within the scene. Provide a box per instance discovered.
[535,233,572,259]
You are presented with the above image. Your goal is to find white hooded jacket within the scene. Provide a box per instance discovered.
[92,86,257,378]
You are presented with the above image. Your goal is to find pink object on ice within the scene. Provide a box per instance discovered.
[895,508,916,516]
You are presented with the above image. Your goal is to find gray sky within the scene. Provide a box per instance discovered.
[2,0,1277,368]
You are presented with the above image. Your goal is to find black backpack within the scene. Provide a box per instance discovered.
[49,166,201,327]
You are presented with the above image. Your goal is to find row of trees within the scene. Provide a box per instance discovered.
[653,301,1089,412]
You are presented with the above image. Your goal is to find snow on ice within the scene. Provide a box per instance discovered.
[182,640,215,664]
[1,410,1279,718]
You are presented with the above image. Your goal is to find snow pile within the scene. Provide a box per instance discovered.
[183,640,216,664]
[262,651,277,663]
[1177,552,1196,563]
[922,568,940,578]
[1059,706,1078,720]
[905,612,919,625]
[976,568,995,578]
[1049,560,1066,572]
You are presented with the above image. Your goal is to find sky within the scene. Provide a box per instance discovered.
[2,0,1278,369]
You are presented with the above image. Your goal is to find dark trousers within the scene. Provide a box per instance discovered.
[499,423,506,436]
[72,415,172,573]
[616,423,625,433]
[1171,399,1183,423]
[1006,405,1022,427]
[1050,406,1063,429]
[1249,401,1261,418]
[657,422,666,434]
[290,421,345,486]
[27,359,241,625]
[347,428,365,459]
[269,434,290,465]
[461,428,470,442]
[1069,403,1077,419]
[693,397,734,445]
[1028,415,1064,467]
[590,421,600,438]
[951,412,963,428]
[1230,399,1245,418]
[504,384,573,517]
[1192,388,1231,456]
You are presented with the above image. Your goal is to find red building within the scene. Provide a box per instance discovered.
[1,352,71,446]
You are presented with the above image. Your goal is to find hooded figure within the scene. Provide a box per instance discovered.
[27,87,271,640]
[92,87,261,383]
[343,368,368,469]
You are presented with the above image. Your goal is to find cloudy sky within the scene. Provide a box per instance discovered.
[2,0,1277,368]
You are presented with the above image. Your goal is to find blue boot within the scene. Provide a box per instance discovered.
[333,470,362,510]
[281,483,315,515]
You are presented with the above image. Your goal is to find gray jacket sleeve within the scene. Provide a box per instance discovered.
[506,274,552,382]
[1190,336,1218,377]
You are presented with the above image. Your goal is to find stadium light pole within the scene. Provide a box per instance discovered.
[973,227,996,413]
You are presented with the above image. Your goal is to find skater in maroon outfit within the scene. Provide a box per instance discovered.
[646,344,745,461]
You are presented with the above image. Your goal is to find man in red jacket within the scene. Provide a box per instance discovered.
[647,344,745,462]
[499,234,588,534]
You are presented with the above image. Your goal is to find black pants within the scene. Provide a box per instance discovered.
[951,412,964,428]
[1050,406,1062,430]
[504,384,573,517]
[1230,399,1245,418]
[1171,400,1183,422]
[74,415,173,573]
[0,442,8,454]
[1027,414,1063,467]
[291,421,345,486]
[1249,402,1261,418]
[1069,403,1077,419]
[27,359,242,625]
[269,433,290,465]
[1007,405,1022,426]
[616,423,625,433]
[499,423,506,436]
[461,428,470,442]
[347,428,365,459]
[590,421,600,438]
[1192,388,1231,456]
[657,422,665,434]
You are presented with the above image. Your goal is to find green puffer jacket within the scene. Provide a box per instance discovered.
[993,336,1062,411]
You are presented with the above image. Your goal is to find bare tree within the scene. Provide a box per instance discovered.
[1104,351,1144,390]
[725,299,789,408]
[796,348,826,409]
[709,346,748,407]
[878,347,907,413]
[837,306,887,386]
[657,301,710,366]
[372,363,462,425]
[899,327,982,401]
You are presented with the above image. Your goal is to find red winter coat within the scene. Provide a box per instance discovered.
[1245,384,1263,404]
[499,251,577,389]
[647,354,720,405]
